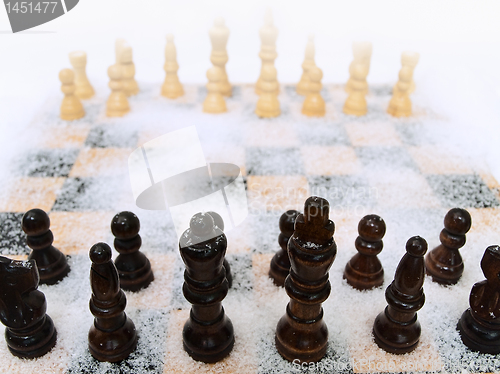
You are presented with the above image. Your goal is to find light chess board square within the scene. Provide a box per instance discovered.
[1,83,500,374]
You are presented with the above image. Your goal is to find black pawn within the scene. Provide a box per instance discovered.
[88,243,137,362]
[425,208,472,285]
[0,256,57,358]
[269,210,300,287]
[344,214,386,290]
[373,236,428,354]
[457,245,500,354]
[111,211,154,292]
[179,212,234,363]
[22,208,70,285]
[206,211,232,289]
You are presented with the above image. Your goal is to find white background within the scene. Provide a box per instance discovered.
[0,0,499,178]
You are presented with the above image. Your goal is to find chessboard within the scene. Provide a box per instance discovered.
[1,82,500,374]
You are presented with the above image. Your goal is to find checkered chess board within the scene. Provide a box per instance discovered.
[1,83,499,374]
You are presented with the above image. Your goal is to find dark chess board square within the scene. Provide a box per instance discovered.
[52,177,122,211]
[226,253,253,293]
[426,174,500,209]
[249,212,281,254]
[308,175,376,208]
[355,146,417,171]
[15,148,79,177]
[0,212,29,256]
[85,125,138,148]
[246,147,304,175]
[394,123,437,146]
[67,308,168,374]
[296,123,351,146]
[257,334,353,374]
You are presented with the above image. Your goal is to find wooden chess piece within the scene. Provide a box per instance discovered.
[425,208,471,285]
[179,213,234,363]
[457,245,500,354]
[301,66,325,117]
[206,211,232,289]
[209,17,231,97]
[111,211,154,292]
[387,66,413,117]
[22,208,70,285]
[343,63,369,116]
[59,68,85,121]
[69,51,95,99]
[106,64,130,117]
[269,210,300,287]
[345,41,372,94]
[344,214,386,290]
[115,38,127,64]
[275,196,337,362]
[256,9,279,95]
[203,66,227,113]
[296,35,315,96]
[373,236,428,354]
[255,64,280,118]
[394,51,420,94]
[119,45,139,97]
[0,256,57,358]
[88,242,138,362]
[161,34,184,99]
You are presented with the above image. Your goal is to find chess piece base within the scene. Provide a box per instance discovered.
[88,316,138,362]
[29,248,70,285]
[343,260,384,290]
[118,261,154,292]
[182,312,234,363]
[161,83,184,99]
[425,248,463,285]
[6,315,57,359]
[275,306,328,362]
[302,97,325,117]
[457,309,500,354]
[373,307,420,354]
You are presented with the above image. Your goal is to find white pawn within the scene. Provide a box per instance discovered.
[387,66,412,117]
[209,17,231,97]
[393,51,419,94]
[302,66,325,117]
[343,63,369,116]
[256,9,279,95]
[161,34,184,99]
[119,45,139,96]
[255,64,280,118]
[296,35,315,96]
[59,68,85,121]
[106,64,130,117]
[68,51,94,99]
[345,41,372,94]
[203,66,227,114]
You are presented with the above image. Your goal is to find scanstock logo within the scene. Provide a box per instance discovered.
[3,0,79,33]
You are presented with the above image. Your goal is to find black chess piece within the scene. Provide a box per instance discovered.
[88,243,138,362]
[344,214,386,290]
[275,196,337,362]
[373,236,428,354]
[269,210,300,287]
[0,256,57,358]
[425,208,471,285]
[457,245,500,354]
[206,211,232,289]
[111,211,154,292]
[179,212,234,363]
[22,208,70,285]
